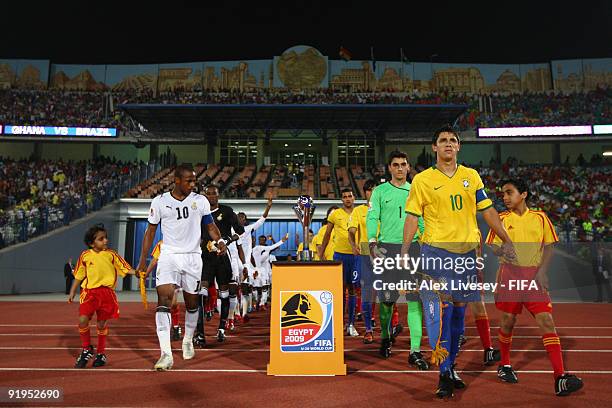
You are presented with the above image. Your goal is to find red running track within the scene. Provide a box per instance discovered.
[0,302,609,407]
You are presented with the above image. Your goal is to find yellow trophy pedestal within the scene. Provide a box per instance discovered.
[267,261,347,376]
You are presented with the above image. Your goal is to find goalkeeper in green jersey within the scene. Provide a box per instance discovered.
[366,150,428,369]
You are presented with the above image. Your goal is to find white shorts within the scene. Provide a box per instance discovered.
[230,254,242,282]
[241,264,254,285]
[156,252,203,295]
[256,270,270,287]
[252,268,263,288]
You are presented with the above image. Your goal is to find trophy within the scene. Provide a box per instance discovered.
[293,195,316,261]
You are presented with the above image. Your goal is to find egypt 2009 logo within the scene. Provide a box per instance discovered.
[280,291,334,352]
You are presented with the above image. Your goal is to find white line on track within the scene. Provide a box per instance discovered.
[0,367,611,374]
[0,346,611,353]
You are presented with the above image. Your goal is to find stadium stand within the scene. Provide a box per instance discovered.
[246,165,271,198]
[319,165,335,198]
[226,164,256,198]
[0,157,148,248]
[264,164,288,198]
[335,166,353,194]
[350,164,367,198]
[211,165,236,192]
[301,164,316,198]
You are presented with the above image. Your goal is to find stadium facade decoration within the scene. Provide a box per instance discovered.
[0,46,610,94]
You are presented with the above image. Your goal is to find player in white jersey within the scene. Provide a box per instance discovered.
[137,164,226,371]
[252,234,288,310]
[227,231,246,330]
[237,194,273,319]
[237,193,273,265]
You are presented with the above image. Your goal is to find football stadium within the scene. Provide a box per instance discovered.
[0,3,610,407]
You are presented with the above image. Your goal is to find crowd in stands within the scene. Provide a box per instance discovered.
[472,87,610,128]
[0,157,149,248]
[1,87,610,131]
[0,90,131,130]
[478,160,611,242]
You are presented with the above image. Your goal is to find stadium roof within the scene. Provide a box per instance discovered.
[118,103,468,139]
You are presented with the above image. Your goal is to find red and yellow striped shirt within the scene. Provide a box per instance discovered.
[74,249,133,289]
[486,209,558,267]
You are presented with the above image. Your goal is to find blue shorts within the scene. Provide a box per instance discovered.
[420,244,480,303]
[358,255,373,295]
[334,252,359,285]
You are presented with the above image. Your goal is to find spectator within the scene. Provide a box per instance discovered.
[64,257,74,295]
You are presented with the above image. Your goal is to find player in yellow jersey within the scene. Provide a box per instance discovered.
[403,126,515,398]
[348,179,378,343]
[487,178,583,396]
[295,229,314,260]
[320,189,360,336]
[68,224,137,368]
[312,206,338,261]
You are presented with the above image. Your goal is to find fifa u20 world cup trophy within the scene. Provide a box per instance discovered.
[293,195,316,261]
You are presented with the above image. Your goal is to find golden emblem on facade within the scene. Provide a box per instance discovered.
[277,46,326,89]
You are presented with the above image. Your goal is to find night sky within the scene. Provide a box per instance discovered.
[2,1,610,64]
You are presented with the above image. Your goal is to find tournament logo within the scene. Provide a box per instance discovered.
[280,291,334,352]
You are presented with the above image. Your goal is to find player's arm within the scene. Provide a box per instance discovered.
[237,240,246,265]
[485,223,505,257]
[259,192,273,220]
[535,213,558,290]
[137,197,161,273]
[401,179,423,257]
[320,212,335,260]
[112,251,136,276]
[205,220,227,255]
[137,224,158,273]
[482,207,516,261]
[348,210,361,255]
[475,172,516,261]
[365,187,381,242]
[536,244,554,291]
[268,233,288,252]
[68,253,87,303]
[144,242,161,278]
[348,226,360,256]
[401,214,420,257]
[67,278,82,303]
[145,258,158,278]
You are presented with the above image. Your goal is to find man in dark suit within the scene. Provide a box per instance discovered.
[593,244,612,303]
[64,257,74,295]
